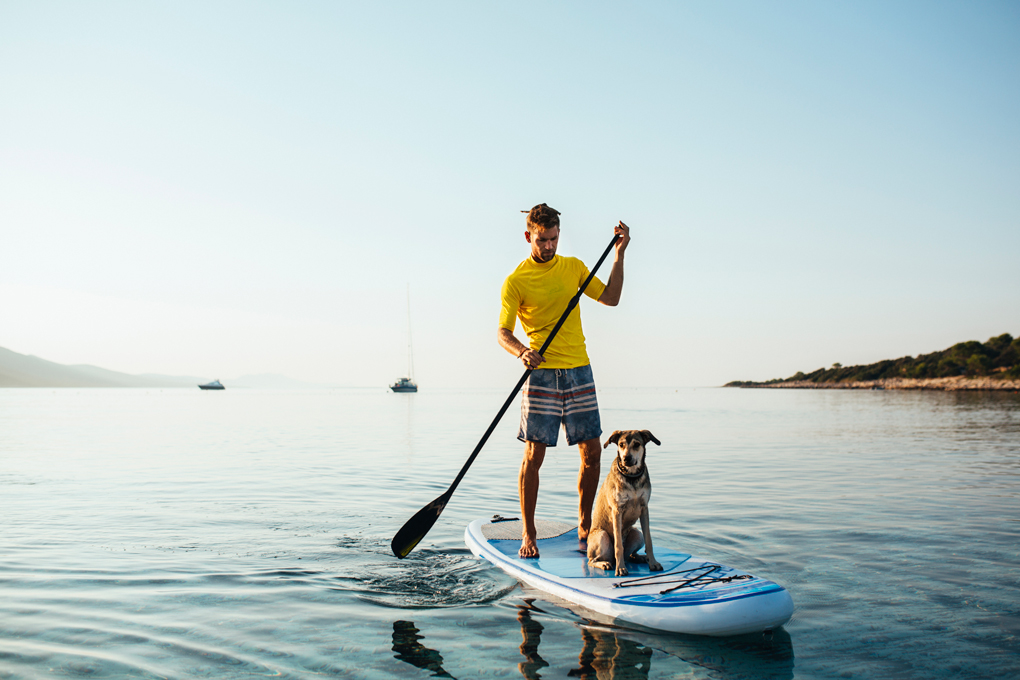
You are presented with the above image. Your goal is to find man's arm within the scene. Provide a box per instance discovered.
[498,327,546,370]
[597,221,630,307]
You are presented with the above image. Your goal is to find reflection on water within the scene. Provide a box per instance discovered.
[568,625,652,680]
[392,620,456,679]
[516,600,551,679]
[517,598,655,680]
[393,597,793,680]
[392,602,655,680]
[516,590,796,680]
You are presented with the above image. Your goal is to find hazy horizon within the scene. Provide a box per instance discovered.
[2,2,1018,388]
[3,332,1018,390]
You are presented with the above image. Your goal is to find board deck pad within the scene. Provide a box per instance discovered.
[480,518,573,541]
[482,520,693,579]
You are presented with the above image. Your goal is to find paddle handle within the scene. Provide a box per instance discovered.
[444,232,621,496]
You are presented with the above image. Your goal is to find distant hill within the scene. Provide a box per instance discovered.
[726,333,1020,388]
[0,346,326,388]
[0,346,195,387]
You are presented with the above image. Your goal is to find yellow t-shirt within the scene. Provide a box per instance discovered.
[499,254,607,369]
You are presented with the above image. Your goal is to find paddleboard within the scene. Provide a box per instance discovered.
[465,517,794,637]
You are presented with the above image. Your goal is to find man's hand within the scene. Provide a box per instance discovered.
[614,221,631,257]
[598,221,629,306]
[520,349,546,370]
[498,327,546,369]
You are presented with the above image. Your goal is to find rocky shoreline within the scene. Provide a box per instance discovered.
[730,376,1020,391]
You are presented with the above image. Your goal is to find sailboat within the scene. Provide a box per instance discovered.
[390,286,418,393]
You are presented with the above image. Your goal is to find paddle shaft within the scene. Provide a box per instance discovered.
[391,232,619,558]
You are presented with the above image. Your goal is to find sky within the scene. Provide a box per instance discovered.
[1,1,1018,388]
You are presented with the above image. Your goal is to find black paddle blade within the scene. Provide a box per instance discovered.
[391,494,449,559]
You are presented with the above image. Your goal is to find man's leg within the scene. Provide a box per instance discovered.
[519,440,547,558]
[577,437,601,542]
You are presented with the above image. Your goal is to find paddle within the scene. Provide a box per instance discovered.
[391,232,621,559]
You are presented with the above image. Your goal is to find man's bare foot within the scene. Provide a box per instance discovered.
[519,536,539,558]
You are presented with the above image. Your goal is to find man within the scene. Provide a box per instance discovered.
[498,203,630,558]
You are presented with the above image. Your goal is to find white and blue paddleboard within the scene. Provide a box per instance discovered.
[466,517,793,637]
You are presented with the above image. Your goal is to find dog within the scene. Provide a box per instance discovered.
[587,430,663,576]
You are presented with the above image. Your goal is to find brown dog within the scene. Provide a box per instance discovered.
[587,430,663,576]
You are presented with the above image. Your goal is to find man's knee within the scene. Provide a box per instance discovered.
[578,437,601,467]
[523,441,547,466]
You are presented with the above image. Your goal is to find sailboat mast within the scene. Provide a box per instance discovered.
[406,284,414,381]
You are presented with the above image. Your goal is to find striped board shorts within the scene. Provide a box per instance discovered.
[518,364,602,446]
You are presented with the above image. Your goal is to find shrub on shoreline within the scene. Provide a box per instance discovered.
[725,333,1020,387]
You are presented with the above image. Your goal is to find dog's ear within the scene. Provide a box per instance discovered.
[640,430,661,446]
[603,431,623,449]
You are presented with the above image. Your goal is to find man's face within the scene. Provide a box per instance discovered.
[526,226,559,263]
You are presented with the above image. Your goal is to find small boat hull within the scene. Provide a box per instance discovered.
[390,377,417,392]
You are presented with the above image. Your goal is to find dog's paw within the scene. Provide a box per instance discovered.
[628,553,647,564]
[615,565,629,577]
[649,559,663,572]
[590,560,613,571]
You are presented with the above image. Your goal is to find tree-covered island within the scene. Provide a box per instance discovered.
[726,333,1020,390]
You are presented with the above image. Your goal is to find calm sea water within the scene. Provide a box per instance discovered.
[1,386,1018,679]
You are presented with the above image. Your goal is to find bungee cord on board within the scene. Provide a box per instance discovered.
[613,564,753,595]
